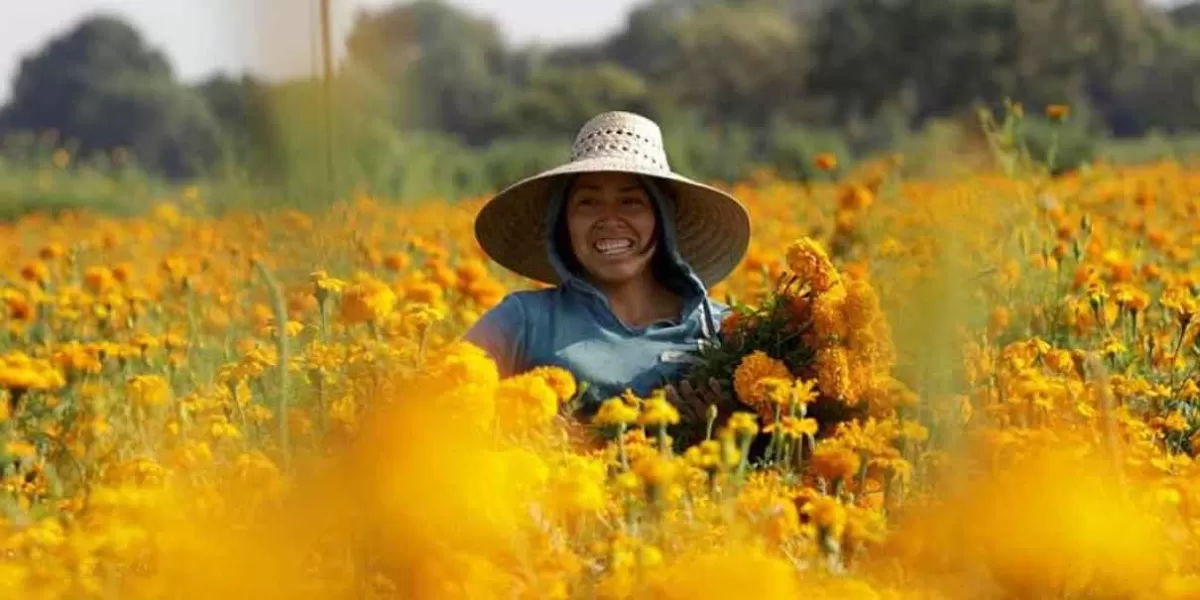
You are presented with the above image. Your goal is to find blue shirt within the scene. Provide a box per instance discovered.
[463,174,728,417]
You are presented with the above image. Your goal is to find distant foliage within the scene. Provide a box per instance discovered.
[1,0,1199,201]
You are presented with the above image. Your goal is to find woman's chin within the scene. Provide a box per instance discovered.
[582,261,649,286]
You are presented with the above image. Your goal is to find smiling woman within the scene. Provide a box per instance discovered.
[463,111,752,427]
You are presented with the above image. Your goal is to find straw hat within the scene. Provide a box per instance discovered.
[474,111,751,288]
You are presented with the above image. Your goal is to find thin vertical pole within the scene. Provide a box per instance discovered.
[320,0,335,199]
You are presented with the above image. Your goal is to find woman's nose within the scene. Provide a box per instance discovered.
[594,199,624,219]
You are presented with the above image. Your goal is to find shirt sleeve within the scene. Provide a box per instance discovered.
[461,293,527,378]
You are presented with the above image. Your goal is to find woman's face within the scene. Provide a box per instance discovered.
[564,171,659,287]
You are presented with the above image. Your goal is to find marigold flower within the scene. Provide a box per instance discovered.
[726,412,760,440]
[83,266,114,294]
[1045,104,1070,121]
[381,252,411,272]
[786,238,841,293]
[815,346,852,401]
[752,377,792,407]
[631,453,680,489]
[594,391,640,427]
[310,270,347,295]
[638,391,680,428]
[810,444,862,483]
[800,494,847,539]
[764,416,819,439]
[0,353,65,392]
[547,454,607,517]
[838,184,874,212]
[19,262,49,286]
[684,439,739,472]
[527,366,577,402]
[2,290,33,322]
[403,280,444,305]
[1160,284,1197,327]
[814,152,839,172]
[988,306,1011,335]
[455,259,489,284]
[339,276,397,324]
[812,286,848,341]
[733,351,792,407]
[127,375,169,409]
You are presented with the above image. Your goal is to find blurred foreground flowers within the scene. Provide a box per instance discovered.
[1,158,1200,597]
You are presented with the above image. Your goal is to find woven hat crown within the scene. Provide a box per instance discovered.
[568,112,671,172]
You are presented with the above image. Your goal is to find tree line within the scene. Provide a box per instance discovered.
[3,0,1200,201]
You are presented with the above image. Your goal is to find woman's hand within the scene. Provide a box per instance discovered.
[665,377,726,424]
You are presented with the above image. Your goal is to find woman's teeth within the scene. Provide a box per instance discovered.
[594,238,635,256]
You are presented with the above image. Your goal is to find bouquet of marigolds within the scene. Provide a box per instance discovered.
[678,237,915,459]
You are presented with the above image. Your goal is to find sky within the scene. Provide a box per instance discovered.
[0,0,643,102]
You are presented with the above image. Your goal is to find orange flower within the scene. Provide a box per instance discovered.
[815,346,852,401]
[339,276,397,324]
[786,238,841,293]
[382,252,411,272]
[814,152,839,172]
[83,266,114,294]
[838,184,874,212]
[810,444,862,484]
[1045,104,1070,121]
[733,351,792,407]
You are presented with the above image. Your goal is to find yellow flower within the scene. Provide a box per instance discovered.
[495,373,560,433]
[726,412,760,439]
[684,439,740,472]
[547,454,607,517]
[764,416,819,439]
[527,366,577,402]
[638,391,680,428]
[0,353,65,392]
[594,391,640,427]
[633,545,801,599]
[310,270,347,307]
[800,494,847,539]
[403,302,445,332]
[752,376,792,407]
[5,441,36,459]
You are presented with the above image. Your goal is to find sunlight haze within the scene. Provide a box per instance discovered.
[0,0,643,101]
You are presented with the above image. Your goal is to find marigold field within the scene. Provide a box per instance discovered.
[4,145,1200,598]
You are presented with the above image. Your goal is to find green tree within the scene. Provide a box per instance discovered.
[662,2,808,128]
[343,0,511,144]
[0,15,222,177]
[490,62,657,138]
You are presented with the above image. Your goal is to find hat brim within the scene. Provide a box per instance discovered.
[474,156,751,288]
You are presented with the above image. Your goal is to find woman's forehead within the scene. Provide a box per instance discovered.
[571,172,644,192]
